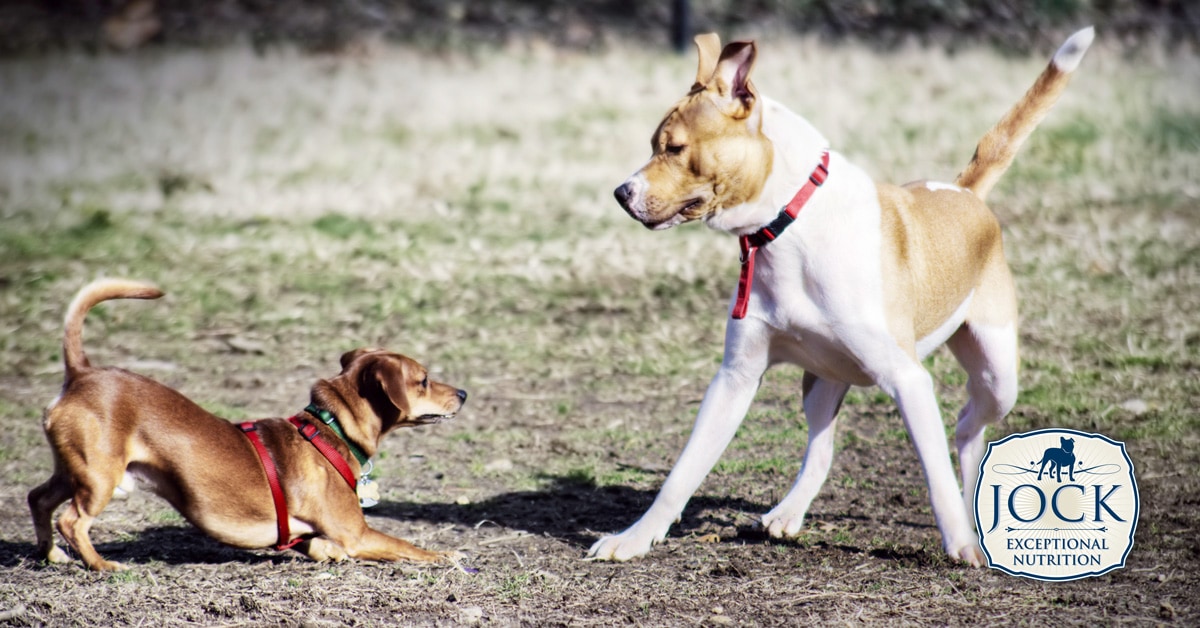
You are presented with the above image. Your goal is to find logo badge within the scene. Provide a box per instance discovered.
[974,429,1139,581]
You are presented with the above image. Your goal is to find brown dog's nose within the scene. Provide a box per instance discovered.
[614,182,634,209]
[456,389,468,403]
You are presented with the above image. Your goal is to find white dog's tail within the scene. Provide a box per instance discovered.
[62,279,163,378]
[955,27,1095,201]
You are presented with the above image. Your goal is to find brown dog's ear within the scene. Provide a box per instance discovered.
[358,356,411,415]
[340,347,381,371]
[712,41,758,118]
[692,32,722,90]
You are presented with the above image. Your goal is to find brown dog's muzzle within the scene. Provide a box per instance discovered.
[415,388,468,425]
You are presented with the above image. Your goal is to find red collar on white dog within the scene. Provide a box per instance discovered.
[732,150,830,320]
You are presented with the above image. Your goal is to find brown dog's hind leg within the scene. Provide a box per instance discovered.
[28,472,75,564]
[55,471,127,571]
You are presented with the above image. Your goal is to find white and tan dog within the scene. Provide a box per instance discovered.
[591,28,1095,565]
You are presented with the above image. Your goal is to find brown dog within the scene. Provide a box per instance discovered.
[29,278,467,571]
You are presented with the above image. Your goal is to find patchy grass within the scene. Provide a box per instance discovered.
[0,34,1197,625]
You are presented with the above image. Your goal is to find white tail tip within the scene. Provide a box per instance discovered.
[1052,26,1095,73]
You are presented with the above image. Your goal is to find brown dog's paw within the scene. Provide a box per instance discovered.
[393,546,453,563]
[89,559,130,572]
[438,550,468,563]
[439,550,479,574]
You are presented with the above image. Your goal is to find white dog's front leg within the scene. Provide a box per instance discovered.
[588,348,768,561]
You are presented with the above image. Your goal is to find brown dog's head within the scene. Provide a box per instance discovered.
[614,33,773,230]
[335,348,467,436]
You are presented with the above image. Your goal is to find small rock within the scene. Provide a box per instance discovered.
[484,458,513,472]
[535,569,562,582]
[1120,399,1149,415]
[460,606,484,624]
[222,335,266,354]
[0,605,26,623]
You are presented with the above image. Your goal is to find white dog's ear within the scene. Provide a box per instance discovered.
[712,40,758,118]
[692,32,721,90]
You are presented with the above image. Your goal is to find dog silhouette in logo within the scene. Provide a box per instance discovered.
[1037,437,1076,482]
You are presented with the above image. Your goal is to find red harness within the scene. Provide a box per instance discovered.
[732,150,830,319]
[239,415,359,551]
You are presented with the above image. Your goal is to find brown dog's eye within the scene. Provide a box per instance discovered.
[420,375,429,388]
[665,144,686,155]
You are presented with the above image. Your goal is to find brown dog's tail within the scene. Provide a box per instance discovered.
[62,279,164,378]
[955,27,1095,201]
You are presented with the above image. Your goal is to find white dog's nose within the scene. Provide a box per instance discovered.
[614,181,635,209]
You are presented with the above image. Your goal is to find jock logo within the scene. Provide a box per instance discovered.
[974,429,1139,581]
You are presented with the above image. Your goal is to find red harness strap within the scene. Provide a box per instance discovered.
[239,422,301,551]
[732,150,830,320]
[239,417,360,551]
[286,416,358,489]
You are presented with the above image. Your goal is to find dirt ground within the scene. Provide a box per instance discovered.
[1,366,1195,626]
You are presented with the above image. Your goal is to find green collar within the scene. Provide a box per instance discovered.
[304,404,370,466]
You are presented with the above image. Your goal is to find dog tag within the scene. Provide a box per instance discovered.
[357,476,380,508]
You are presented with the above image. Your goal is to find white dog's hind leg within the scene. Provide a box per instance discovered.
[947,321,1019,523]
[761,373,849,538]
[588,350,768,561]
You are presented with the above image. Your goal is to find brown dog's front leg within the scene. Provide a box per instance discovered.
[342,528,451,563]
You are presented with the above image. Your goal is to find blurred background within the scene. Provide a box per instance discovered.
[2,0,1197,56]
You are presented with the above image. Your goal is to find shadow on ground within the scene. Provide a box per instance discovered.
[0,526,290,569]
[372,473,941,564]
[371,474,771,546]
[1,474,943,569]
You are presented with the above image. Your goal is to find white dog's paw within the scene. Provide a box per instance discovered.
[761,507,807,539]
[586,526,664,562]
[946,536,986,567]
